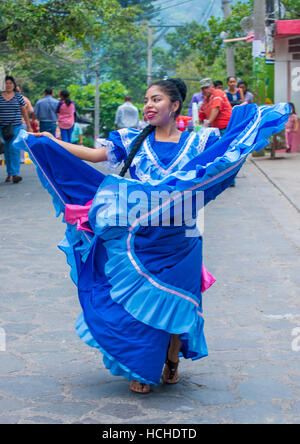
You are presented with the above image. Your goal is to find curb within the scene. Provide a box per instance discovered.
[250,157,300,214]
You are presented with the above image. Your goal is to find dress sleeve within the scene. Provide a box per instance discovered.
[95,129,139,169]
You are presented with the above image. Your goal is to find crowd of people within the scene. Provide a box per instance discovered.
[187,76,253,135]
[0,75,82,184]
[186,76,298,153]
[0,73,299,185]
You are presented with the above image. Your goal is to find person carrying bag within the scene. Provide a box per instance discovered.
[0,75,32,183]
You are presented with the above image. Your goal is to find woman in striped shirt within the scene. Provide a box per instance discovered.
[0,75,32,183]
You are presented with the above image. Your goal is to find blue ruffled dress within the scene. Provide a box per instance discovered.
[16,103,290,385]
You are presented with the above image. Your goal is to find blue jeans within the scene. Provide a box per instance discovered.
[39,121,57,136]
[0,125,23,176]
[60,126,74,143]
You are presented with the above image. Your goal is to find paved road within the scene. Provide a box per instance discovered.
[0,154,299,424]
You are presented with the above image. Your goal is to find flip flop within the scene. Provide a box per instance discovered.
[162,358,180,384]
[129,381,151,394]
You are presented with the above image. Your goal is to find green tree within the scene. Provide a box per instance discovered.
[117,0,159,19]
[103,26,149,101]
[0,0,137,51]
[281,0,300,18]
[68,80,129,136]
[154,21,207,79]
[0,42,83,102]
[190,1,254,84]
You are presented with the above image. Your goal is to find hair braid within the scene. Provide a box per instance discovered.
[119,125,155,177]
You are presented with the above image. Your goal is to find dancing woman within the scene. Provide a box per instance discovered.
[18,78,289,394]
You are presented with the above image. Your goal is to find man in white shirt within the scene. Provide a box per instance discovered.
[115,95,139,129]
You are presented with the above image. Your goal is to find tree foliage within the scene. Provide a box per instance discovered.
[117,0,159,19]
[0,0,137,51]
[103,27,149,101]
[281,0,300,18]
[189,1,254,84]
[155,22,207,78]
[0,42,83,102]
[68,80,130,136]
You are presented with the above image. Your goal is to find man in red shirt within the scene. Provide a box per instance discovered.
[198,78,232,135]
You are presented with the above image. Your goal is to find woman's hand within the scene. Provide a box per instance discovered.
[27,131,56,141]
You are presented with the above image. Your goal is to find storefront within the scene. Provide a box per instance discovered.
[274,20,300,151]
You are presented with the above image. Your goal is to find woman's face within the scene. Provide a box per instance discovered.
[5,79,15,93]
[143,85,179,126]
[227,77,237,89]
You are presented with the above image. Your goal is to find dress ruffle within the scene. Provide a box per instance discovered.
[75,313,157,385]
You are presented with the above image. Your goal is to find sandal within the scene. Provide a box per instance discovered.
[5,175,12,183]
[12,175,22,183]
[129,380,151,394]
[162,358,180,384]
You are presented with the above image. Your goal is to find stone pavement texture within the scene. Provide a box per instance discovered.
[0,152,299,424]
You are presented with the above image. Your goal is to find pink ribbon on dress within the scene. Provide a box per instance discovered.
[201,264,216,293]
[65,199,93,233]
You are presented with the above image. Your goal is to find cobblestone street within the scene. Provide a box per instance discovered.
[0,154,299,424]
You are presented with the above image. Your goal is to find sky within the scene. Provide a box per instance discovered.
[155,0,243,26]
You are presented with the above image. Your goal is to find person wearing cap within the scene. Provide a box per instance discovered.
[198,78,232,136]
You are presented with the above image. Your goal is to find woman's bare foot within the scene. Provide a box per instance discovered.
[130,380,151,394]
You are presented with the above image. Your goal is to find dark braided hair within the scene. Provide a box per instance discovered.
[119,78,187,177]
[119,124,155,177]
[60,90,72,106]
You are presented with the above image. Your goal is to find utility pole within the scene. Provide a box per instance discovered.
[222,0,235,76]
[252,0,266,105]
[147,25,153,86]
[265,0,275,104]
[94,65,100,141]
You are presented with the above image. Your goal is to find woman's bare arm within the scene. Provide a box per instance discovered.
[28,131,108,163]
[21,105,32,132]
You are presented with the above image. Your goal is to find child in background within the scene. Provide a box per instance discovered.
[285,103,299,153]
[71,121,83,145]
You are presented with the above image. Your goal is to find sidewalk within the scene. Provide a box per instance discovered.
[251,152,300,213]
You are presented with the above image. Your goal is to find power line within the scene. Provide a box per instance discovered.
[154,0,192,7]
[155,0,184,6]
[150,0,196,14]
[199,0,216,25]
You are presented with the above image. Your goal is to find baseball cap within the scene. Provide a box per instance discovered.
[199,78,213,88]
